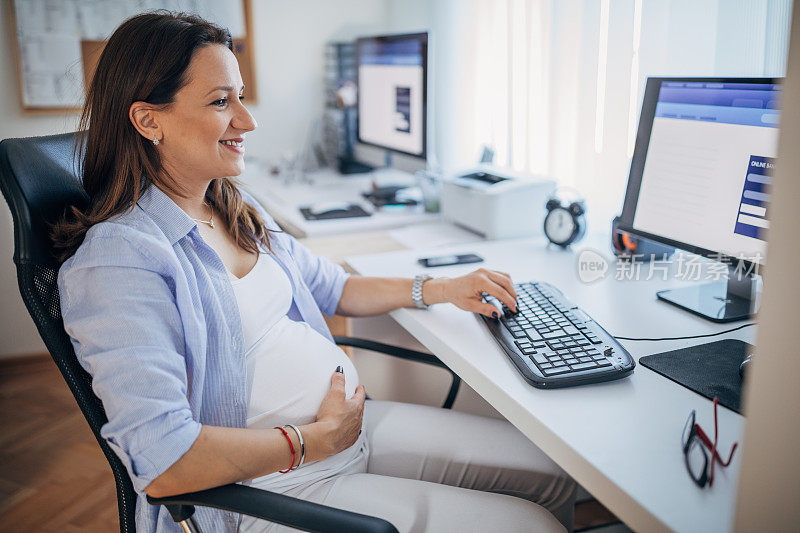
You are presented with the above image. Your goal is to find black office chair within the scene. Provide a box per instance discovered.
[0,132,462,533]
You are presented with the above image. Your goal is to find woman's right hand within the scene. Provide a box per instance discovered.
[310,369,366,460]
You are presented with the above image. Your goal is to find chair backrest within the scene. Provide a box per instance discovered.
[0,133,137,533]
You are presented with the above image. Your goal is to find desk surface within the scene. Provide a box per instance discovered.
[239,167,438,238]
[345,234,752,533]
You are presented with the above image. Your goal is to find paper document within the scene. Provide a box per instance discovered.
[13,0,247,108]
[388,222,483,249]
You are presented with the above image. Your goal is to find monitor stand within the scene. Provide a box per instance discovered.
[656,266,760,323]
[368,149,417,185]
[338,157,373,175]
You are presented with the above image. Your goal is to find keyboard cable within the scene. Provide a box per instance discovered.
[612,322,758,341]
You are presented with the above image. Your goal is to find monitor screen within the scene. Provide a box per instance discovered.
[621,78,781,265]
[356,32,427,159]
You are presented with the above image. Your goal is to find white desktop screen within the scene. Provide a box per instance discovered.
[357,34,426,158]
[632,81,781,264]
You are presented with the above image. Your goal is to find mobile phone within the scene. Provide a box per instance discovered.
[417,253,484,268]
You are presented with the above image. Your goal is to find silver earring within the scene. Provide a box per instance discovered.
[152,137,160,146]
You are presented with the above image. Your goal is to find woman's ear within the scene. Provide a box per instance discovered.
[129,101,163,144]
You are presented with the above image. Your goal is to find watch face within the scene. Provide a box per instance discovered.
[545,207,577,245]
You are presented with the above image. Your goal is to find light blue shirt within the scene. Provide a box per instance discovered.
[58,183,350,533]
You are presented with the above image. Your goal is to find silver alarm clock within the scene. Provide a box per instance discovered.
[544,189,586,247]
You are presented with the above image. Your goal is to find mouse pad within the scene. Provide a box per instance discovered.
[299,205,371,221]
[639,339,753,414]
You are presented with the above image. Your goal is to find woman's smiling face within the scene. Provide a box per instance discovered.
[154,43,257,184]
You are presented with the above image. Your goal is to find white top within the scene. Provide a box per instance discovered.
[229,252,366,492]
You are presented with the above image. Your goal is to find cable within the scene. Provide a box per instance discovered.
[613,322,757,341]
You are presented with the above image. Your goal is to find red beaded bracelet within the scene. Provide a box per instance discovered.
[275,426,295,473]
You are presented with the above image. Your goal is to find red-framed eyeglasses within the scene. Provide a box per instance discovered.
[681,396,739,487]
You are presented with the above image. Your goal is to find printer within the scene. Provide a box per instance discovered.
[441,167,556,240]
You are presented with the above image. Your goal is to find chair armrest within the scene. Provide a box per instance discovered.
[333,335,461,409]
[147,483,398,533]
[334,335,448,369]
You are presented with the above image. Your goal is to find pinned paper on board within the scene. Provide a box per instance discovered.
[11,0,251,111]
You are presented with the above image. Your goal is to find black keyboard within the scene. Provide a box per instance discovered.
[480,281,635,388]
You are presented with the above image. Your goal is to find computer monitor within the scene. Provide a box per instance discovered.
[617,77,781,322]
[356,32,428,160]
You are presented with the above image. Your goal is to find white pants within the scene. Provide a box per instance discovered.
[244,400,576,533]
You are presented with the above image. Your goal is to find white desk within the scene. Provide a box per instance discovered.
[238,167,439,238]
[345,233,752,533]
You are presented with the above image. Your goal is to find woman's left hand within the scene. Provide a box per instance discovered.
[424,268,518,318]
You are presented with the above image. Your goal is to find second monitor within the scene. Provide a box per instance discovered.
[356,32,428,160]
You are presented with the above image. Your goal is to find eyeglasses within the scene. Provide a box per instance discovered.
[681,397,739,487]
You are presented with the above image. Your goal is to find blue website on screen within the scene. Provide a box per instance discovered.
[358,38,425,155]
[633,82,780,263]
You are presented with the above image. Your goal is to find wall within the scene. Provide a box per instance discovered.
[247,0,389,165]
[0,0,390,357]
[0,0,80,357]
[735,1,800,527]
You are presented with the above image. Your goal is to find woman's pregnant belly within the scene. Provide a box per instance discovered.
[244,316,359,430]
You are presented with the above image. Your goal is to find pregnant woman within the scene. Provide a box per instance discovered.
[53,12,576,533]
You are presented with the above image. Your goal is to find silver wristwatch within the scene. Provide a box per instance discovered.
[412,274,433,309]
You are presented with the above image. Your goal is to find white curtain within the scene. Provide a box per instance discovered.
[472,0,552,175]
[457,0,792,225]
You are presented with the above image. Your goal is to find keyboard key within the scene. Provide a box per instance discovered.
[526,330,544,342]
[571,361,598,371]
[541,366,570,376]
[596,360,613,367]
[564,358,579,365]
[529,353,549,365]
[542,331,566,339]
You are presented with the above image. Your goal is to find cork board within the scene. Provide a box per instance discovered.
[9,0,257,114]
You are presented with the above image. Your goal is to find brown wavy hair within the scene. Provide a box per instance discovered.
[51,12,272,263]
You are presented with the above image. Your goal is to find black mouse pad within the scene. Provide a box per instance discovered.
[639,339,754,414]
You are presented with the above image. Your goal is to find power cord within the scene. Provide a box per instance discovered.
[613,322,757,341]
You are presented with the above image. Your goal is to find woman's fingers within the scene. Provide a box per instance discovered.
[478,277,517,313]
[475,300,504,318]
[329,369,346,395]
[352,384,366,404]
[486,270,517,302]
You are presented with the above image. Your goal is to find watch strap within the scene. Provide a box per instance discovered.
[412,274,433,309]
